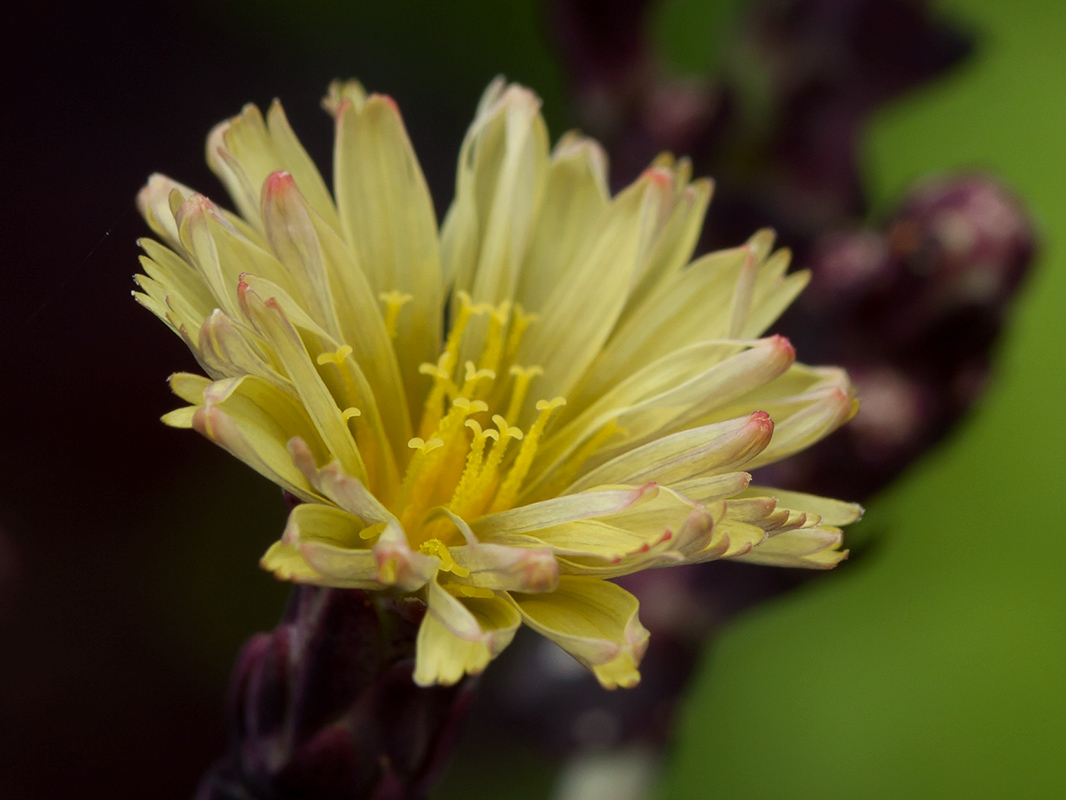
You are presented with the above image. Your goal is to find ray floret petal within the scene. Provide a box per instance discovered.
[135,77,861,689]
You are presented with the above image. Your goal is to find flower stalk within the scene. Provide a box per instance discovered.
[196,586,473,800]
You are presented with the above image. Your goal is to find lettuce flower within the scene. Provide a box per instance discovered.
[135,78,860,689]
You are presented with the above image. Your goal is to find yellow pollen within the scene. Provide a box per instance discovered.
[448,416,521,518]
[504,365,543,424]
[419,538,470,577]
[341,407,361,421]
[315,344,353,366]
[379,291,413,338]
[490,396,566,513]
[399,396,490,534]
[448,419,497,513]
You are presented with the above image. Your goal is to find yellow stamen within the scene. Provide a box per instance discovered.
[315,344,353,366]
[477,301,511,377]
[395,436,444,514]
[504,305,537,362]
[415,291,490,439]
[448,420,497,513]
[442,291,480,374]
[358,521,388,541]
[401,399,488,534]
[419,538,470,577]
[417,354,458,440]
[440,397,488,440]
[492,414,524,443]
[459,361,496,399]
[490,397,566,513]
[378,291,413,338]
[504,365,543,424]
[313,344,382,493]
[452,416,521,518]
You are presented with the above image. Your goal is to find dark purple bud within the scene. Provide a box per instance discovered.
[196,587,473,800]
[745,0,972,102]
[776,173,1036,499]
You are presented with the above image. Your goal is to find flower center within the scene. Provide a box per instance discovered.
[387,291,565,546]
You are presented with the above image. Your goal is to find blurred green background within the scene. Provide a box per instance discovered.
[663,0,1066,797]
[5,0,1063,797]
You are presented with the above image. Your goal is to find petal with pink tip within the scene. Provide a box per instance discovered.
[566,412,774,493]
[508,576,649,689]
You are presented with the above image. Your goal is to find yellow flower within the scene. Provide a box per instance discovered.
[135,78,860,689]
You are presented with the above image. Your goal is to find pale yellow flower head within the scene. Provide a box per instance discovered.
[135,78,860,689]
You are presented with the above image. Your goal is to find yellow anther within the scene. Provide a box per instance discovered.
[490,396,566,513]
[436,397,483,444]
[419,538,470,577]
[341,407,362,421]
[315,344,353,366]
[536,397,567,413]
[408,437,444,454]
[464,361,496,383]
[419,352,454,380]
[379,290,414,338]
[459,361,496,398]
[492,414,524,441]
[453,397,489,415]
[504,365,544,424]
[358,521,388,541]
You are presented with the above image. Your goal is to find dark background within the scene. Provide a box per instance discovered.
[2,2,566,795]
